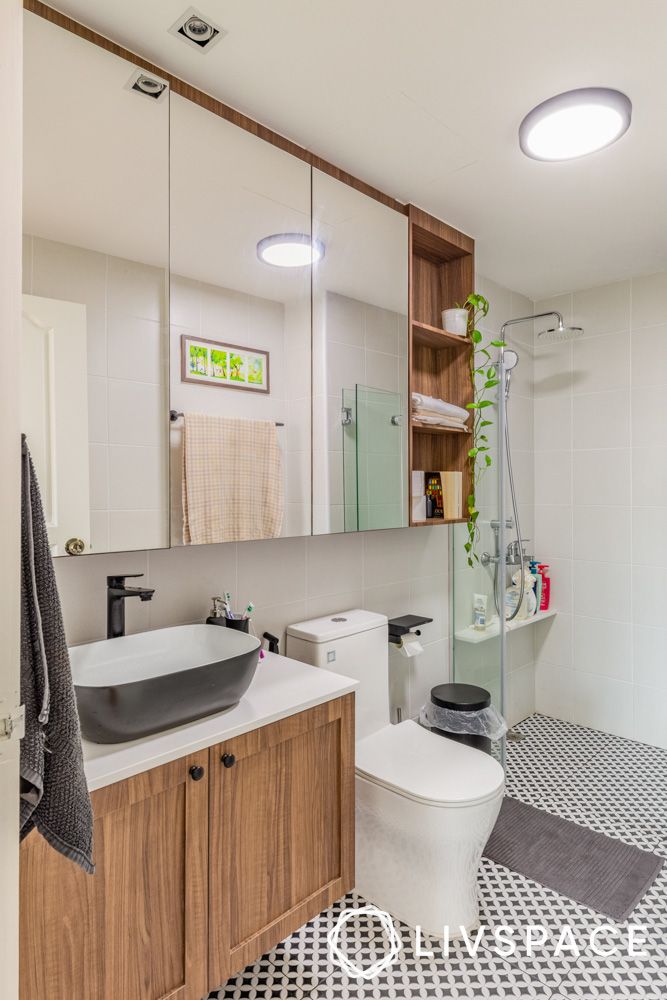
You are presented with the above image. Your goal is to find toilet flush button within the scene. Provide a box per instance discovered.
[327,649,336,663]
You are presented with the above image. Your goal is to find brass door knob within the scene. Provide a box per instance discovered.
[65,537,86,556]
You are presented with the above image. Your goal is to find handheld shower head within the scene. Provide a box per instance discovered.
[502,349,519,399]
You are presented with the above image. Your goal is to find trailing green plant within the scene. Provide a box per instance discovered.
[463,293,505,568]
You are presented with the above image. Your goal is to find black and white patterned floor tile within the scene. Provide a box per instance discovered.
[210,714,667,1000]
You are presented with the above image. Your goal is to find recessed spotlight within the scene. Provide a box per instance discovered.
[257,234,325,268]
[169,7,226,52]
[126,70,168,101]
[519,87,632,161]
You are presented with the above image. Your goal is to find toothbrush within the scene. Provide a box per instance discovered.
[242,601,255,620]
[223,591,234,619]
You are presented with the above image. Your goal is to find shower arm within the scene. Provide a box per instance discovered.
[499,310,563,343]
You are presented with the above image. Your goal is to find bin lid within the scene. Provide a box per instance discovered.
[356,720,504,807]
[431,683,491,712]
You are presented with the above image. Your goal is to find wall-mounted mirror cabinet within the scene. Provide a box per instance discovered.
[22,12,170,556]
[312,171,409,533]
[169,95,312,545]
[22,13,414,554]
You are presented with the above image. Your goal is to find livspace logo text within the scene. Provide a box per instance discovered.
[327,906,649,978]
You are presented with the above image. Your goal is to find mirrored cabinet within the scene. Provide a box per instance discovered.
[312,171,409,534]
[22,12,169,556]
[21,10,473,555]
[169,95,312,545]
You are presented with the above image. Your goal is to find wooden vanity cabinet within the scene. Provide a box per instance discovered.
[19,752,209,1000]
[19,694,355,999]
[208,694,355,988]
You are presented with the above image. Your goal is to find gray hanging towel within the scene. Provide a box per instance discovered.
[20,436,94,873]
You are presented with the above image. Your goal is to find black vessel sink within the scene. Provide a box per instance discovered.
[71,624,261,744]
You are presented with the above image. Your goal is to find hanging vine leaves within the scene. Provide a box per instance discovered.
[463,293,505,568]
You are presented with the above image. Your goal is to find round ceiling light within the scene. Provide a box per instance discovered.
[519,87,632,161]
[257,233,325,268]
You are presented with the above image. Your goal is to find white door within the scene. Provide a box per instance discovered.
[21,294,90,555]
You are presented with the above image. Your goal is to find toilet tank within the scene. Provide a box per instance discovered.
[286,610,389,739]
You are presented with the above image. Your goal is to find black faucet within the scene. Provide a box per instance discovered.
[107,574,155,639]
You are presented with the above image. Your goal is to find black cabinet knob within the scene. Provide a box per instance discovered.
[221,753,236,768]
[189,764,205,781]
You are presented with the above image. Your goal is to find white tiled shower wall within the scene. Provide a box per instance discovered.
[533,270,667,749]
[22,235,169,553]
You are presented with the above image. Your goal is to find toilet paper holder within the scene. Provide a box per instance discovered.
[387,614,433,645]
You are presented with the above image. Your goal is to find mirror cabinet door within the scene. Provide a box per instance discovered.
[169,95,312,545]
[312,170,409,534]
[22,12,170,556]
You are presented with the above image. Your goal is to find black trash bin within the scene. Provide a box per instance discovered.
[428,682,493,755]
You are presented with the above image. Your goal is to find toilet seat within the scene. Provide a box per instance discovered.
[355,719,505,808]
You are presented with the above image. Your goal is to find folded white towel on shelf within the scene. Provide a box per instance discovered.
[411,392,470,423]
[411,413,468,429]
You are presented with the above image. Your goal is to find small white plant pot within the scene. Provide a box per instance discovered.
[442,308,469,336]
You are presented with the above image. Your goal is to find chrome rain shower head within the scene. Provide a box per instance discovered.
[537,323,584,343]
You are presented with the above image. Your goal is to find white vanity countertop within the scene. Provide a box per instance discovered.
[82,652,358,791]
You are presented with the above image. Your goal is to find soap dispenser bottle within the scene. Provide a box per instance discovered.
[206,596,227,626]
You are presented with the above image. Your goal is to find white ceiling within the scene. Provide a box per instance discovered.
[30,0,667,298]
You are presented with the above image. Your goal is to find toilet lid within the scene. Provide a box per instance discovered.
[355,720,505,807]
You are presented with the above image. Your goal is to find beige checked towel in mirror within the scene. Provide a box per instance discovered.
[182,413,284,544]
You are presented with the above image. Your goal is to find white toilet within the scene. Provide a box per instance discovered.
[286,609,505,938]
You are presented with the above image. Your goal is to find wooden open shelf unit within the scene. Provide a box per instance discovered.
[408,205,475,527]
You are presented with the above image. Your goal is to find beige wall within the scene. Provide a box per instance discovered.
[533,272,667,749]
[0,2,22,995]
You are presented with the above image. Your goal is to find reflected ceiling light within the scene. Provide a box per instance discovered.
[127,71,168,102]
[519,88,632,161]
[257,233,325,268]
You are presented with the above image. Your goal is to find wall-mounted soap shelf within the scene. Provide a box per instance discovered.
[455,608,557,644]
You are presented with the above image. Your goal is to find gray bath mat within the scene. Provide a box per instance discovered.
[483,796,664,920]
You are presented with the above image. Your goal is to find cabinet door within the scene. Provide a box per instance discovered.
[209,694,355,987]
[20,753,209,1000]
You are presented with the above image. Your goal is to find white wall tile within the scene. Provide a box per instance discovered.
[408,639,448,718]
[507,664,535,727]
[572,390,631,449]
[631,565,667,627]
[632,509,667,567]
[534,505,573,559]
[237,536,307,609]
[572,616,632,681]
[107,314,164,383]
[534,396,571,451]
[632,448,667,507]
[633,626,667,690]
[147,542,236,628]
[572,332,630,394]
[108,446,164,509]
[108,380,164,448]
[573,506,631,563]
[631,272,667,329]
[631,324,667,386]
[534,451,571,506]
[364,304,398,355]
[107,256,165,323]
[534,612,573,668]
[573,561,630,623]
[572,280,631,337]
[54,550,149,646]
[87,376,108,443]
[306,533,363,598]
[633,686,667,749]
[572,449,631,506]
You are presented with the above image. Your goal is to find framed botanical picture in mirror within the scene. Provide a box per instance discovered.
[181,334,271,393]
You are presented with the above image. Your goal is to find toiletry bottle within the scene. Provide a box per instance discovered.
[531,561,542,612]
[472,593,488,630]
[538,565,551,611]
[206,596,226,626]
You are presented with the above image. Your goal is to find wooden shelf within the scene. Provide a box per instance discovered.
[408,204,475,528]
[412,517,468,527]
[411,422,471,436]
[412,321,471,351]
